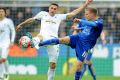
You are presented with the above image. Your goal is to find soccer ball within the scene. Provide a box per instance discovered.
[19,36,31,48]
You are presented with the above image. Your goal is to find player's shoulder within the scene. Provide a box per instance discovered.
[40,11,47,13]
[55,13,67,16]
[4,17,13,22]
[95,17,104,27]
[54,13,68,20]
[96,17,103,22]
[4,17,10,21]
[38,11,48,14]
[95,17,103,24]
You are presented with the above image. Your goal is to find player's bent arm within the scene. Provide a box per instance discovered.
[74,18,103,27]
[67,0,92,18]
[16,18,35,30]
[71,23,81,32]
[80,19,99,27]
[81,20,97,26]
[72,24,81,35]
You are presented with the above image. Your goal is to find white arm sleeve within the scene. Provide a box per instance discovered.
[33,11,44,20]
[9,20,16,43]
[58,13,70,21]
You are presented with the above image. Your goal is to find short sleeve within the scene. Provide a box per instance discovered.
[33,11,44,20]
[95,21,100,25]
[95,19,103,28]
[58,13,70,20]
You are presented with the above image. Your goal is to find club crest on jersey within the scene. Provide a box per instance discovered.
[82,26,90,35]
[46,20,56,24]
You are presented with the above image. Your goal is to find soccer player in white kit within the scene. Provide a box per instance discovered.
[16,0,92,80]
[0,8,16,80]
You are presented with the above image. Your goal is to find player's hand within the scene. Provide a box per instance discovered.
[71,23,81,30]
[73,27,81,30]
[16,25,22,30]
[73,18,81,23]
[85,0,93,5]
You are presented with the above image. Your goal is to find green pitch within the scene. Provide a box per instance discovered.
[10,75,120,80]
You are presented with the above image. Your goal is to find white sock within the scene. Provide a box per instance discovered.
[0,63,4,79]
[48,68,55,80]
[3,60,9,75]
[32,37,41,46]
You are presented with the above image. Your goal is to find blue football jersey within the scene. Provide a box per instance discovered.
[77,18,103,49]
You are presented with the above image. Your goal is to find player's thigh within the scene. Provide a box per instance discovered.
[68,34,79,48]
[76,46,90,62]
[46,45,59,63]
[59,36,70,44]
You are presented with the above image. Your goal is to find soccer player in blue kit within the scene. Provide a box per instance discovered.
[72,24,96,80]
[32,7,103,80]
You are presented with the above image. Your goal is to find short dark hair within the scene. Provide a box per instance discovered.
[50,3,59,7]
[86,7,98,15]
[0,7,6,14]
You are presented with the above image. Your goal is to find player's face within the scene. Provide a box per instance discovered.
[49,5,58,15]
[84,10,94,20]
[0,9,6,19]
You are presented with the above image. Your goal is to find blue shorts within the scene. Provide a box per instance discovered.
[86,51,92,61]
[69,34,91,62]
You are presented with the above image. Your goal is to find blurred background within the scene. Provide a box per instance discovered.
[0,0,120,80]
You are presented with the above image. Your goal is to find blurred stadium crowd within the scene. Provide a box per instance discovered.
[4,7,120,44]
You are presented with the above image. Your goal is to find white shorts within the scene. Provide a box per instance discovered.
[41,34,59,63]
[0,47,9,59]
[46,45,59,63]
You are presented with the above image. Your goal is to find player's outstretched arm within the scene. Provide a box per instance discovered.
[73,18,103,27]
[80,19,97,26]
[67,0,92,18]
[16,18,35,30]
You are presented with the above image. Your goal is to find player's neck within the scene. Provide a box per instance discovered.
[49,12,55,17]
[92,16,98,21]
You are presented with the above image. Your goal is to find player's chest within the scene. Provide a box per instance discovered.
[42,15,60,24]
[0,21,9,27]
[0,22,9,32]
[82,26,92,35]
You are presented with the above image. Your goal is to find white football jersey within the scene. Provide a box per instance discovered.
[33,11,69,37]
[0,18,15,47]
